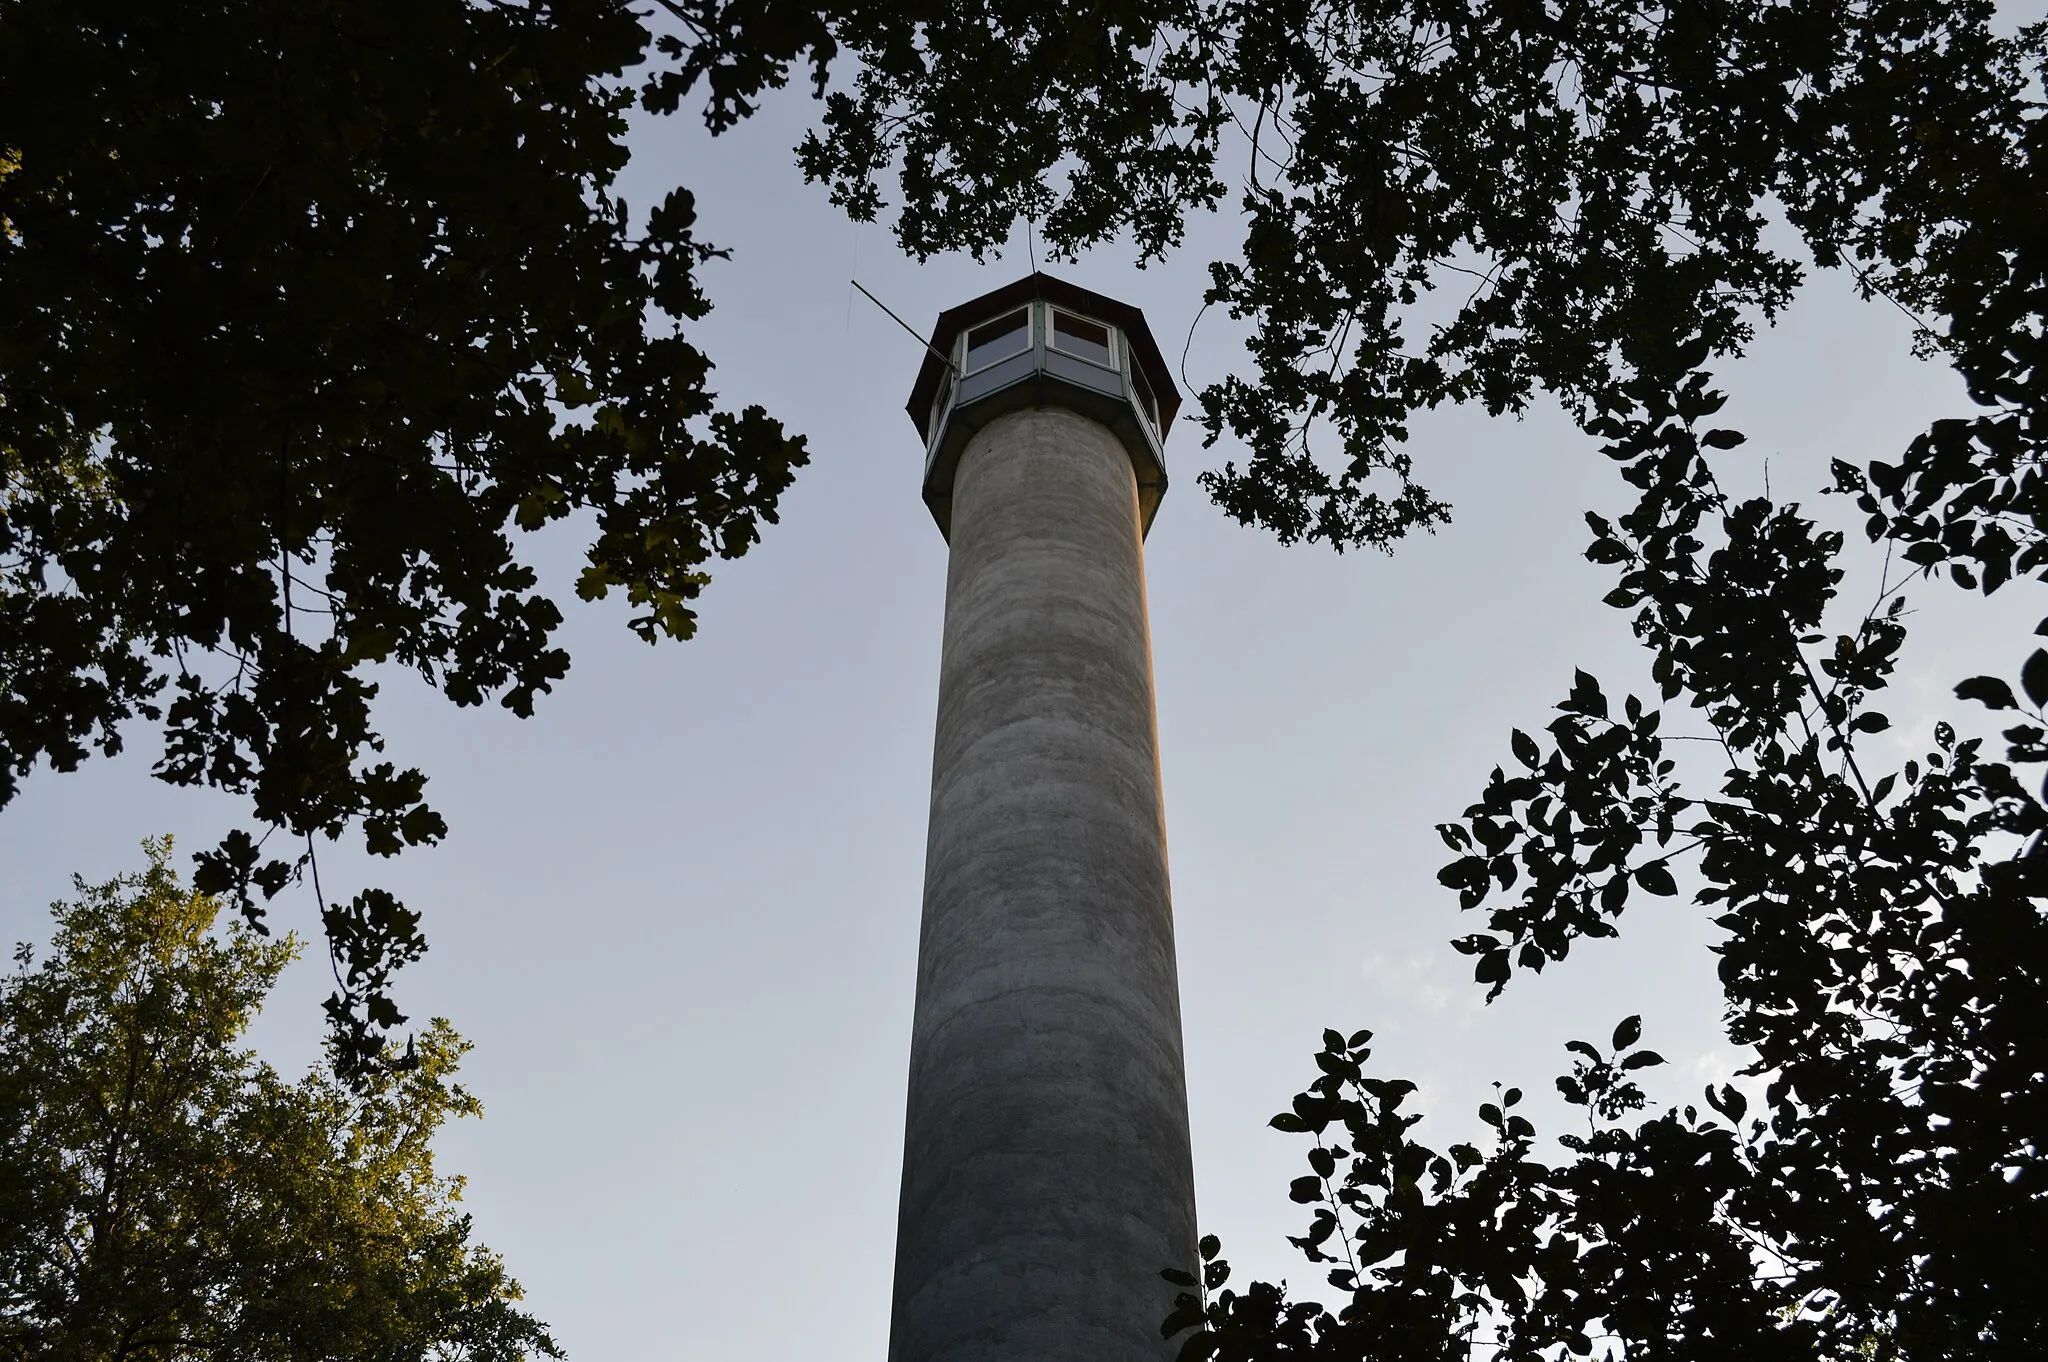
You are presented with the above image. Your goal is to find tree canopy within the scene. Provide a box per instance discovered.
[0,839,557,1361]
[0,0,814,1069]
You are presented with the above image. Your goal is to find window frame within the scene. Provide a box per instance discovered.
[929,364,955,449]
[961,308,1033,375]
[1046,307,1117,369]
[1128,358,1160,434]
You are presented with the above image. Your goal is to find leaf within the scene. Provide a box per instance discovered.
[1701,428,1748,448]
[1705,1084,1749,1123]
[1438,856,1490,891]
[1850,712,1890,733]
[1619,1050,1665,1070]
[1160,1268,1197,1286]
[1290,1092,1330,1131]
[1564,669,1609,718]
[1956,676,2017,710]
[2025,650,2048,708]
[1634,862,1678,896]
[1612,1015,1643,1050]
[1198,1234,1221,1261]
[1511,728,1542,768]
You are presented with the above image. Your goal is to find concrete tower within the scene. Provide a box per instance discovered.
[891,274,1196,1362]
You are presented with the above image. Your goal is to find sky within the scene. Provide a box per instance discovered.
[2,57,2039,1362]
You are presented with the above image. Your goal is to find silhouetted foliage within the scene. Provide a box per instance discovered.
[0,1,810,1072]
[0,840,558,1361]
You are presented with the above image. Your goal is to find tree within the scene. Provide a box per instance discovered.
[0,0,821,1070]
[699,0,2048,1353]
[0,838,558,1361]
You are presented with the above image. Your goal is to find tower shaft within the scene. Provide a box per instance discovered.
[890,406,1197,1362]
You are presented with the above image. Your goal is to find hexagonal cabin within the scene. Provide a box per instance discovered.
[905,272,1182,540]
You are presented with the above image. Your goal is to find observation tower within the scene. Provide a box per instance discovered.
[890,274,1197,1362]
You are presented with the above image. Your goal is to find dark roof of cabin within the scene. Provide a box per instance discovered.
[905,272,1183,443]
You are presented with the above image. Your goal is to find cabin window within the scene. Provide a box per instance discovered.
[1050,310,1114,367]
[963,309,1031,372]
[930,365,954,438]
[1130,359,1160,432]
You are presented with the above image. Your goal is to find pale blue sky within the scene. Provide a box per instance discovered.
[1,74,2034,1361]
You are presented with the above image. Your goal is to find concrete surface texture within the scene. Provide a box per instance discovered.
[890,405,1199,1362]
